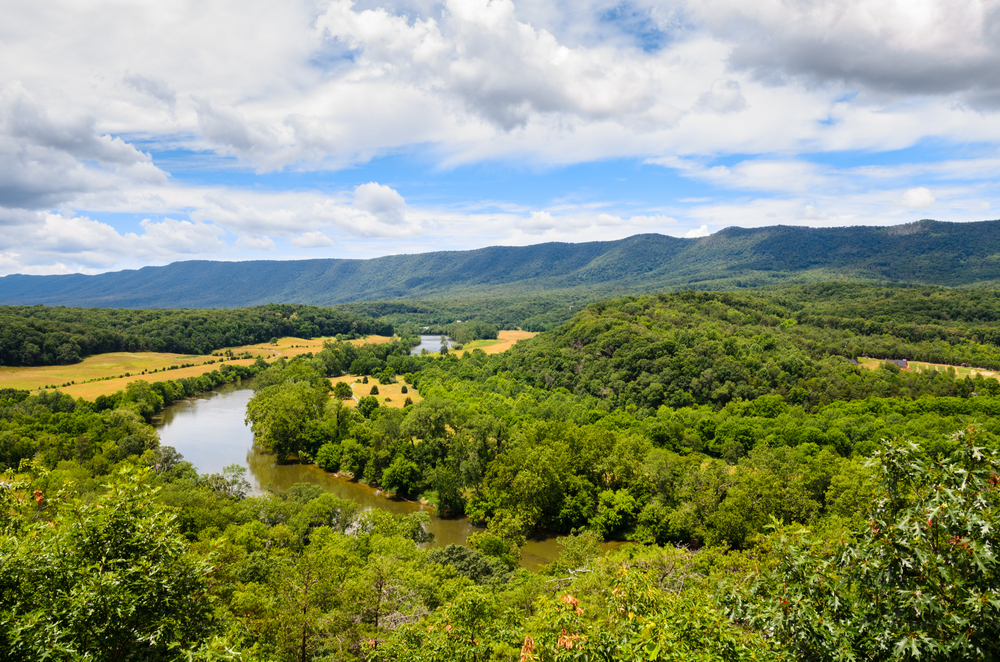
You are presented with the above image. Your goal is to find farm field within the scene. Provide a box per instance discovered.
[858,356,999,379]
[0,335,397,398]
[454,329,537,356]
[329,375,422,409]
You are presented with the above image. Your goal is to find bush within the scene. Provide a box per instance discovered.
[369,385,379,395]
[400,385,408,394]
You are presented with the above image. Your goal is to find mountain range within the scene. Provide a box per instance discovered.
[3,219,1000,308]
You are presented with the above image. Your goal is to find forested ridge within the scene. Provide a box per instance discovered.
[4,285,1000,660]
[0,303,392,366]
[5,219,1000,309]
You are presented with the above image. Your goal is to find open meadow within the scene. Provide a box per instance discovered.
[329,375,422,409]
[858,356,999,379]
[0,335,396,398]
[453,329,536,356]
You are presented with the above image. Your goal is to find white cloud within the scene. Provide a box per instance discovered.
[237,235,277,251]
[899,187,936,209]
[684,224,710,238]
[352,182,407,225]
[0,0,999,274]
[696,79,747,114]
[292,231,336,248]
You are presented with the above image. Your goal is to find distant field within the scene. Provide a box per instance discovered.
[858,357,999,379]
[0,335,396,398]
[0,352,232,393]
[455,330,537,356]
[329,375,422,409]
[0,331,526,400]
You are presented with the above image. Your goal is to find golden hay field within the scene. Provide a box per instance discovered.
[0,331,529,401]
[329,375,422,409]
[0,335,397,398]
[453,330,536,356]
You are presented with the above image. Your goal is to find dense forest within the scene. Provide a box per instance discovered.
[0,303,392,366]
[6,219,1000,309]
[3,284,1000,660]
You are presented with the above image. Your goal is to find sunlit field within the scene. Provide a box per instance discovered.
[0,335,396,398]
[329,375,422,409]
[453,329,536,356]
[857,356,999,379]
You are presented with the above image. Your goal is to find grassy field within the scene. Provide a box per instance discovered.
[858,357,999,379]
[0,335,397,398]
[453,330,537,356]
[329,375,422,409]
[0,331,526,401]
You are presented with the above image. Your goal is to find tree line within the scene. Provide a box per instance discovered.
[0,303,392,366]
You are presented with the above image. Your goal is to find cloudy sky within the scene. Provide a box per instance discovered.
[2,0,999,275]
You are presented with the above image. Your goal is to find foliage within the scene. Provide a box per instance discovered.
[731,429,1000,661]
[0,302,391,366]
[0,468,229,661]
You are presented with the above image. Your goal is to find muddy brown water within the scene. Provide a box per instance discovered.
[153,382,611,570]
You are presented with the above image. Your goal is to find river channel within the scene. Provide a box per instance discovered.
[153,382,583,570]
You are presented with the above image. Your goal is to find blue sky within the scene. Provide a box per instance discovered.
[1,0,999,274]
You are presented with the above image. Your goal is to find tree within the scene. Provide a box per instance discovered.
[357,396,380,419]
[381,455,421,497]
[370,385,380,396]
[0,468,227,661]
[333,381,353,400]
[735,429,1000,661]
[246,381,328,462]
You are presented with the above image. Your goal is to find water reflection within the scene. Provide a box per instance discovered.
[154,383,618,570]
[409,334,455,355]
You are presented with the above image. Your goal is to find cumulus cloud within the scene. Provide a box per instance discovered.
[0,85,167,213]
[352,182,407,225]
[696,79,747,113]
[292,231,336,248]
[0,212,228,273]
[315,0,663,131]
[684,224,710,238]
[1,0,999,274]
[899,187,936,209]
[123,74,177,110]
[698,0,1000,108]
[236,235,277,251]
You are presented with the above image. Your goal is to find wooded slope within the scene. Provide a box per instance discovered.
[4,219,1000,308]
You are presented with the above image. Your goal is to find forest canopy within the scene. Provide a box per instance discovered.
[0,303,392,366]
[4,282,1000,661]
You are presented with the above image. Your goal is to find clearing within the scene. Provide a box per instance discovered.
[329,375,422,409]
[1,335,395,398]
[857,357,999,380]
[452,330,537,356]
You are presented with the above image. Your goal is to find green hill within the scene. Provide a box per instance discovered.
[3,219,1000,308]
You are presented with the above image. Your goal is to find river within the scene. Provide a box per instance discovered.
[153,382,584,570]
[409,334,455,355]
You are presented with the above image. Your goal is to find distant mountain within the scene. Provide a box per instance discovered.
[4,219,1000,308]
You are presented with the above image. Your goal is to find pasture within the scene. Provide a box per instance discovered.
[454,329,537,356]
[329,375,422,409]
[1,335,397,398]
[857,356,999,379]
